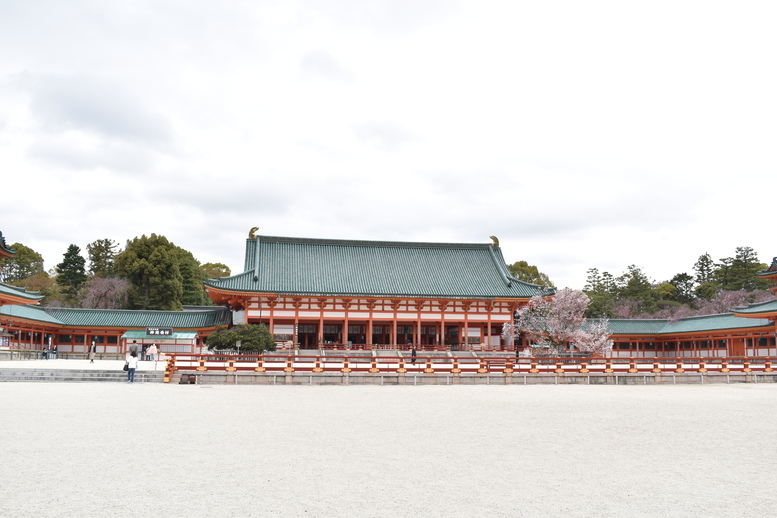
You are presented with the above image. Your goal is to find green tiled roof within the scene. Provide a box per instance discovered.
[588,313,772,336]
[42,307,231,329]
[658,313,771,334]
[732,298,777,315]
[757,257,777,276]
[604,319,669,335]
[0,304,64,325]
[121,330,198,340]
[0,281,44,302]
[0,305,230,330]
[207,235,551,299]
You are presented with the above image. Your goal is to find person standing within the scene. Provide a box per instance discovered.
[146,343,157,362]
[127,351,139,383]
[411,345,417,364]
[89,341,96,363]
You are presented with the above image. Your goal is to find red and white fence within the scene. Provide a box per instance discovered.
[163,354,776,382]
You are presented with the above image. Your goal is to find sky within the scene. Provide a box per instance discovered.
[1,0,776,290]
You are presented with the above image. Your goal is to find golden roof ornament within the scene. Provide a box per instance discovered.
[489,235,499,247]
[249,227,259,239]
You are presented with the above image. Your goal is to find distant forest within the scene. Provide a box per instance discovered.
[507,246,775,320]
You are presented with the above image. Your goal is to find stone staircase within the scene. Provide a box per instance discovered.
[0,368,166,383]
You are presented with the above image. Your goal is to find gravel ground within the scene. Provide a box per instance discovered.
[1,382,776,517]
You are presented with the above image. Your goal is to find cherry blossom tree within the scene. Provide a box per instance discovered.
[79,276,131,309]
[512,288,613,356]
[574,318,614,356]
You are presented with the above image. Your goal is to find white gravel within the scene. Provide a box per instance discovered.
[1,381,776,517]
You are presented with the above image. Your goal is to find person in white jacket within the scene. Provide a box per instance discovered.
[146,343,158,362]
[127,351,139,382]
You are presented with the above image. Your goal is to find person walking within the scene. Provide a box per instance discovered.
[127,351,139,383]
[411,345,417,364]
[89,341,96,363]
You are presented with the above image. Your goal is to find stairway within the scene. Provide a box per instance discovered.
[0,368,166,383]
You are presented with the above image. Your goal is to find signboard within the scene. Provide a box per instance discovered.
[146,327,173,337]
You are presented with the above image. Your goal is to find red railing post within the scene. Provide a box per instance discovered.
[163,354,176,383]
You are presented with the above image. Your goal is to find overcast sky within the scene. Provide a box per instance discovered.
[1,0,776,290]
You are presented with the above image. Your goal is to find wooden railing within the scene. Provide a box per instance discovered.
[163,354,776,382]
[284,343,493,352]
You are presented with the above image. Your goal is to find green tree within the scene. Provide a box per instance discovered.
[667,272,695,305]
[693,253,715,284]
[202,262,231,279]
[206,324,276,353]
[616,265,658,313]
[507,261,553,287]
[114,234,183,310]
[583,268,617,318]
[0,243,45,282]
[727,246,771,291]
[176,247,208,306]
[56,244,88,304]
[694,253,718,299]
[87,238,119,277]
[8,270,59,305]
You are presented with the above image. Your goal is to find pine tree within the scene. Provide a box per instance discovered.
[56,244,88,304]
[87,238,119,277]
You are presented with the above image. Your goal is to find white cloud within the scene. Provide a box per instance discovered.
[0,0,776,291]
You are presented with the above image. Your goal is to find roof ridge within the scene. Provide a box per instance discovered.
[733,297,777,310]
[252,235,492,249]
[0,282,42,296]
[43,307,227,314]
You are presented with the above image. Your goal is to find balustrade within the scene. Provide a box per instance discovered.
[161,354,777,382]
